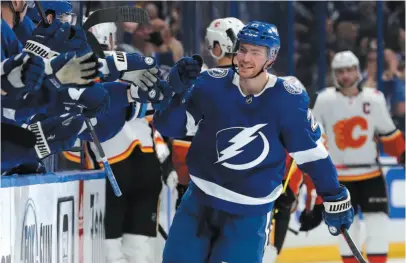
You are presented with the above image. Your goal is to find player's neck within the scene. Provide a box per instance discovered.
[240,72,269,95]
[216,57,232,67]
[1,7,14,29]
[340,85,359,97]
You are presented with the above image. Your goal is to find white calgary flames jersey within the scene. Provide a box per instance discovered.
[64,104,166,167]
[313,87,404,181]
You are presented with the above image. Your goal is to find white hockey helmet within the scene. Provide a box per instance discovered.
[205,17,245,59]
[331,50,362,88]
[84,13,117,51]
[280,76,307,92]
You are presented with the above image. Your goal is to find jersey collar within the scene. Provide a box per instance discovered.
[232,73,278,98]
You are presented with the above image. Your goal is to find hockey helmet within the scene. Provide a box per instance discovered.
[27,0,76,25]
[237,21,280,61]
[206,17,245,59]
[331,50,362,88]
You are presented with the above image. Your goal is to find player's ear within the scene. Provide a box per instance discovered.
[264,59,274,71]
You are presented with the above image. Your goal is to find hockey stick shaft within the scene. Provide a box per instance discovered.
[84,118,122,197]
[158,224,168,240]
[34,0,49,26]
[341,228,367,263]
[336,163,402,169]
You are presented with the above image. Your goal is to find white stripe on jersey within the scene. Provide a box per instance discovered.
[190,174,283,205]
[289,138,328,165]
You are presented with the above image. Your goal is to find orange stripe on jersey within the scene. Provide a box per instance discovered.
[380,130,405,158]
[63,151,81,163]
[172,140,192,185]
[145,115,153,123]
[338,170,381,182]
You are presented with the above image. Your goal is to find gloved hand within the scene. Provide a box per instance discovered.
[299,204,324,232]
[168,55,202,94]
[322,186,354,236]
[99,51,159,87]
[23,20,71,58]
[57,82,110,118]
[1,53,45,99]
[43,51,100,90]
[24,113,85,159]
[150,80,173,111]
[25,21,89,56]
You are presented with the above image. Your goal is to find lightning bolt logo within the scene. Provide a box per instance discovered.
[215,124,269,170]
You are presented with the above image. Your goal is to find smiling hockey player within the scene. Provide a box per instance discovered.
[154,21,354,263]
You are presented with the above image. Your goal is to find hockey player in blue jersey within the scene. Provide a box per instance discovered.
[154,21,355,263]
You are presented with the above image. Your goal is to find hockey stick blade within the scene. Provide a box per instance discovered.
[83,6,149,32]
[341,228,367,263]
[84,118,122,197]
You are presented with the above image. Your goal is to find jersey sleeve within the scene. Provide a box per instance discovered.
[279,91,341,197]
[374,91,405,158]
[153,80,204,138]
[311,92,325,128]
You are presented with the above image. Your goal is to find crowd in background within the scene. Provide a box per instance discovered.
[76,1,405,132]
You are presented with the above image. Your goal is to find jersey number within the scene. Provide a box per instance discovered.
[307,110,319,132]
[333,116,368,150]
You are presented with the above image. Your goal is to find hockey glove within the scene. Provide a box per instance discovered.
[26,21,88,55]
[57,83,110,118]
[168,55,202,94]
[99,51,159,88]
[322,185,354,236]
[299,204,324,232]
[150,80,173,111]
[24,113,85,159]
[1,53,45,100]
[43,51,100,90]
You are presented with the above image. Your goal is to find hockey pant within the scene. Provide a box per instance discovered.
[163,183,273,263]
[104,147,163,263]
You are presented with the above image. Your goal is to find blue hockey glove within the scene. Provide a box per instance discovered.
[168,55,202,94]
[57,83,110,118]
[99,51,159,88]
[151,80,173,111]
[23,20,71,58]
[1,53,45,100]
[24,113,85,159]
[322,185,354,236]
[25,21,89,56]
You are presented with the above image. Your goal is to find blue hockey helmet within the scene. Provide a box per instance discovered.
[27,0,76,25]
[237,21,280,61]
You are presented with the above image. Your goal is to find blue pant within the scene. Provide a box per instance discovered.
[163,184,273,263]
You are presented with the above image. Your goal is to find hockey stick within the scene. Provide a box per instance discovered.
[84,118,122,197]
[158,224,168,240]
[34,0,48,25]
[341,228,367,263]
[336,163,402,169]
[35,1,122,197]
[82,6,149,32]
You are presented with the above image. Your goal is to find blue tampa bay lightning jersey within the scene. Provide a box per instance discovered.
[154,68,341,215]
